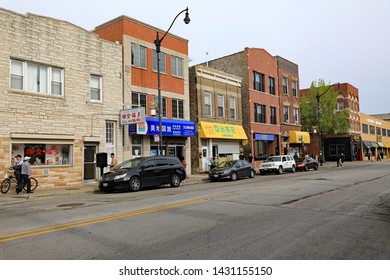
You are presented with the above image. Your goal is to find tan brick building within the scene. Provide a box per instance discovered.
[0,8,123,188]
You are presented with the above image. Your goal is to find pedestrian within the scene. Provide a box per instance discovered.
[181,158,188,178]
[109,153,118,170]
[12,154,23,194]
[337,153,344,167]
[367,151,371,161]
[293,152,298,161]
[248,152,253,164]
[376,153,381,161]
[21,156,32,193]
[239,151,245,160]
[209,157,216,171]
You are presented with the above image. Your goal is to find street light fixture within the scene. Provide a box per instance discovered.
[154,7,190,155]
[316,82,340,165]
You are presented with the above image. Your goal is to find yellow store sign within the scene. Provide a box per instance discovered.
[199,122,247,140]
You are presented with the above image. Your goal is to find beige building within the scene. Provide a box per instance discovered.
[0,8,123,188]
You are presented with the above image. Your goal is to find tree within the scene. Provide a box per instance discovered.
[300,80,350,135]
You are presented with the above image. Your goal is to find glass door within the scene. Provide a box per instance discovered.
[84,144,97,180]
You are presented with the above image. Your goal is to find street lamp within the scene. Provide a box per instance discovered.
[154,7,190,155]
[316,82,340,166]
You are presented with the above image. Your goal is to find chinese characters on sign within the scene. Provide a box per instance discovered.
[129,118,196,137]
[121,108,146,125]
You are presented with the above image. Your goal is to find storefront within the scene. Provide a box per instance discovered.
[253,133,278,161]
[198,122,247,172]
[288,131,311,157]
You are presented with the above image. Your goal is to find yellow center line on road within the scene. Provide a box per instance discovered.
[0,198,207,244]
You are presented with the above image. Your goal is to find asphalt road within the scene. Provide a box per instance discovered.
[0,161,389,260]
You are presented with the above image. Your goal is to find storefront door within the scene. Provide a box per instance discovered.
[84,144,97,180]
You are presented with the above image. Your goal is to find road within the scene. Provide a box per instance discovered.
[0,161,389,260]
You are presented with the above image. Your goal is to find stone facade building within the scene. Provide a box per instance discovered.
[0,8,123,188]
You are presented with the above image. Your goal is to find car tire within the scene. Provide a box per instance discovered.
[277,166,283,174]
[314,164,318,170]
[170,173,181,187]
[250,170,255,178]
[129,176,142,192]
[291,165,296,173]
[231,172,238,181]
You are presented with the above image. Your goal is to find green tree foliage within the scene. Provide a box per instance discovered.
[300,80,350,135]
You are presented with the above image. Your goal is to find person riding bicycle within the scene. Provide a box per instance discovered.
[21,156,32,193]
[12,154,23,194]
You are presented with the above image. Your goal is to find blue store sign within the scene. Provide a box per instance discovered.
[129,117,196,137]
[254,133,275,141]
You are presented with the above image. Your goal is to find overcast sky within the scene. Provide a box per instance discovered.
[2,0,389,114]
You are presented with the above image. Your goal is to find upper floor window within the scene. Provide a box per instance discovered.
[217,95,225,118]
[292,80,298,97]
[337,101,344,111]
[253,71,265,92]
[369,125,375,135]
[131,43,147,68]
[376,127,381,135]
[362,124,368,133]
[172,99,184,119]
[293,108,299,124]
[270,106,277,124]
[204,91,212,116]
[283,106,290,123]
[382,128,386,136]
[171,56,184,78]
[90,75,102,101]
[106,121,115,145]
[282,77,288,95]
[10,59,64,96]
[132,92,147,109]
[153,95,167,117]
[269,77,275,95]
[152,50,166,74]
[254,103,266,123]
[229,97,236,119]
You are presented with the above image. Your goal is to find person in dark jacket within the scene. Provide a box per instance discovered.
[12,155,23,194]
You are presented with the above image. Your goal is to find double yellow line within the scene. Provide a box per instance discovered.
[0,199,207,243]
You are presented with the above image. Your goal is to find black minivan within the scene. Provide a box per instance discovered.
[99,156,186,192]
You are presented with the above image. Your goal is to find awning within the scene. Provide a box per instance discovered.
[199,122,247,140]
[371,142,379,148]
[288,131,310,144]
[363,141,372,148]
[377,142,385,148]
[383,142,390,148]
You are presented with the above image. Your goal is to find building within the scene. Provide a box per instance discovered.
[189,65,246,173]
[0,8,123,187]
[94,16,195,174]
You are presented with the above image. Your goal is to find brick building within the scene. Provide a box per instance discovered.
[94,15,194,173]
[0,8,123,188]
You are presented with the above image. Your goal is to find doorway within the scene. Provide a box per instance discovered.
[84,144,97,180]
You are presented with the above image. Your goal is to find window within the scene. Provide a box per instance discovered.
[90,75,102,101]
[337,102,344,111]
[10,59,64,96]
[229,97,236,119]
[132,135,142,157]
[253,71,265,92]
[283,106,290,123]
[370,125,375,135]
[131,43,147,68]
[132,92,147,109]
[270,106,277,124]
[217,95,224,117]
[382,128,386,136]
[292,80,298,97]
[362,124,368,133]
[254,104,266,123]
[106,121,115,145]
[376,127,381,135]
[269,77,275,95]
[153,95,167,117]
[172,99,184,119]
[171,56,184,77]
[282,77,288,95]
[152,50,166,74]
[204,91,212,116]
[329,144,345,156]
[388,130,390,137]
[293,108,299,124]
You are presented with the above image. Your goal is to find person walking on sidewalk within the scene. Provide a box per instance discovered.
[337,153,344,167]
[20,156,32,193]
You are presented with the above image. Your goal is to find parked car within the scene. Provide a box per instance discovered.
[259,155,296,175]
[99,156,186,192]
[209,160,256,181]
[296,157,319,171]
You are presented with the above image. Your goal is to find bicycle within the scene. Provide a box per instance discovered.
[1,170,38,194]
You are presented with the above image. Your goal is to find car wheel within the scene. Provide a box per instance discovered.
[314,164,318,170]
[231,172,238,181]
[170,174,181,187]
[305,165,308,171]
[250,170,255,178]
[129,176,142,192]
[291,165,296,173]
[277,166,283,174]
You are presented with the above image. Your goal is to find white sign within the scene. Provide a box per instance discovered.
[120,107,145,125]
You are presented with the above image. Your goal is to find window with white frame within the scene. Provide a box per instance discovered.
[90,75,102,101]
[204,91,212,116]
[171,56,183,78]
[131,43,147,68]
[152,50,166,74]
[10,59,63,96]
[229,97,236,119]
[106,121,115,145]
[283,106,290,123]
[172,99,184,119]
[337,101,344,111]
[153,95,167,117]
[132,92,147,109]
[270,106,277,124]
[282,77,288,95]
[293,108,299,124]
[253,71,265,92]
[292,80,298,97]
[217,95,225,118]
[269,77,275,95]
[254,103,266,123]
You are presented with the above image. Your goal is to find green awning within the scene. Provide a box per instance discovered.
[371,142,379,148]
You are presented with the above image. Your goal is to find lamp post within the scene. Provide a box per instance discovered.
[316,82,340,166]
[154,7,190,155]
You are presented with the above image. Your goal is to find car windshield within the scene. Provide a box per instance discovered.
[265,156,281,162]
[115,158,144,169]
[219,160,237,168]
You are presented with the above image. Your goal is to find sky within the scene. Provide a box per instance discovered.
[1,0,389,114]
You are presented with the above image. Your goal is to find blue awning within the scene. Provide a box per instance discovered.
[363,141,372,148]
[129,117,195,137]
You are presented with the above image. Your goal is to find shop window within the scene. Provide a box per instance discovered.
[132,135,142,157]
[11,143,73,165]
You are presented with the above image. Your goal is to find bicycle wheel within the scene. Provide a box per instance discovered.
[1,178,11,194]
[23,178,38,192]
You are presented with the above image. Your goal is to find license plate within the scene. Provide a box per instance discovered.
[103,183,108,187]
[214,175,218,178]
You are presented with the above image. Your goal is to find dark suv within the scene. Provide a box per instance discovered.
[99,156,186,192]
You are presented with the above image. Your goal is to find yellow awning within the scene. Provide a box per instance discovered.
[288,131,311,144]
[383,142,390,148]
[199,122,247,140]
